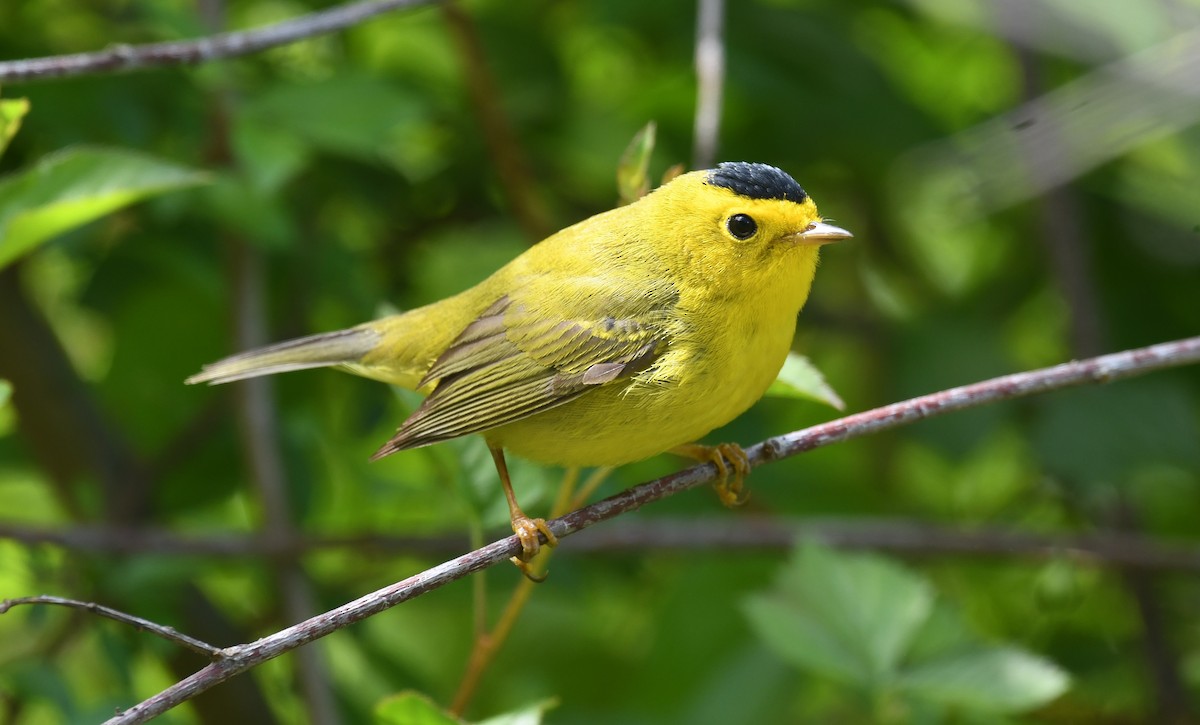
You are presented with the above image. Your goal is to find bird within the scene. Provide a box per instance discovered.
[187,162,850,577]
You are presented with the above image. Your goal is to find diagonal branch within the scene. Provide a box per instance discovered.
[91,334,1200,724]
[0,0,438,84]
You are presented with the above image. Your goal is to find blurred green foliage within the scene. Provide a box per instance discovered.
[1,0,1199,723]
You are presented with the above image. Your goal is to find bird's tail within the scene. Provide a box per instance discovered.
[185,327,381,386]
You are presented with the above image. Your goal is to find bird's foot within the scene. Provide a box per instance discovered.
[674,442,752,507]
[509,514,558,583]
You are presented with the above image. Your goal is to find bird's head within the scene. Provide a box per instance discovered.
[639,162,850,302]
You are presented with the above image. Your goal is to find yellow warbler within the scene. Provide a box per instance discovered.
[188,162,850,572]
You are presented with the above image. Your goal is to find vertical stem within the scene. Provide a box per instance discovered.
[1000,4,1106,357]
[692,0,725,169]
[195,1,340,721]
[449,467,581,717]
[229,247,342,725]
[994,6,1181,718]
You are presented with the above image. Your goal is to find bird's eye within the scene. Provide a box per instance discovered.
[726,213,757,240]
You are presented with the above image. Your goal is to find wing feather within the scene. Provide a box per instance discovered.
[371,290,672,459]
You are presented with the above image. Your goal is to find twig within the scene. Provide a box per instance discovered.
[95,334,1200,723]
[692,0,725,169]
[0,596,222,659]
[0,0,438,84]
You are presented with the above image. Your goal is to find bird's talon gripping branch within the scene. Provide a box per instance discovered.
[674,442,752,507]
[492,446,558,581]
[508,515,557,582]
[511,514,558,560]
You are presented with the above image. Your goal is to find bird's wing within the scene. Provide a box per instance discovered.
[371,284,674,458]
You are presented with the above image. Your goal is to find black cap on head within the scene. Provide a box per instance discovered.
[706,162,807,204]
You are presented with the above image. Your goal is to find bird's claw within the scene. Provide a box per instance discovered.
[674,442,752,507]
[708,443,751,507]
[509,515,558,582]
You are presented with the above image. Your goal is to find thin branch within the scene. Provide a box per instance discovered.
[94,334,1200,723]
[692,0,725,169]
[0,596,222,659]
[0,0,438,84]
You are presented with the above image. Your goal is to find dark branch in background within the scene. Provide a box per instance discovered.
[0,264,276,720]
[1000,8,1107,358]
[1114,497,1193,722]
[0,596,222,659]
[0,0,438,84]
[191,0,341,707]
[230,241,340,725]
[0,267,152,523]
[996,3,1175,715]
[72,334,1200,724]
[440,1,554,239]
[239,183,344,722]
[5,517,1200,572]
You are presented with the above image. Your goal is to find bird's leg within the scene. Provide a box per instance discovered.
[672,442,752,507]
[490,445,558,581]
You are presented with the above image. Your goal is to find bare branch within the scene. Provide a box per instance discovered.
[0,596,222,659]
[94,334,1200,723]
[0,0,438,84]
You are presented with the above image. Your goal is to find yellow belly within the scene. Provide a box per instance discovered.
[486,315,794,466]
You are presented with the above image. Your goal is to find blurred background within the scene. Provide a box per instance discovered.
[1,0,1199,722]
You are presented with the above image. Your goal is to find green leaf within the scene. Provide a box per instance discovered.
[372,692,554,725]
[474,698,557,725]
[374,691,461,725]
[616,121,656,205]
[0,146,209,268]
[240,74,425,163]
[897,646,1069,713]
[231,115,312,194]
[0,96,30,159]
[765,352,845,410]
[743,542,933,689]
[0,379,10,408]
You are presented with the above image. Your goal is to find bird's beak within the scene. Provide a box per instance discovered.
[793,221,853,245]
